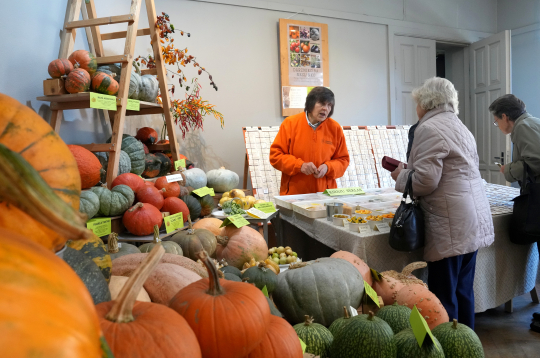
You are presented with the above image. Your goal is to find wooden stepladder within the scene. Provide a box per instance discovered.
[38,0,180,187]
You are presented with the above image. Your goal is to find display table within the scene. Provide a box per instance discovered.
[277,184,540,313]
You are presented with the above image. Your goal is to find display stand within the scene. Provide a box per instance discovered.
[36,0,180,187]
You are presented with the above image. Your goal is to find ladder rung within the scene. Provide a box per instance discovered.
[140,68,157,75]
[78,143,117,152]
[101,28,151,40]
[96,55,132,64]
[65,14,134,30]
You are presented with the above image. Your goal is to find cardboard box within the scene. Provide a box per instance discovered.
[43,78,67,95]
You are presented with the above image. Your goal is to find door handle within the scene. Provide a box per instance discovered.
[494,151,505,165]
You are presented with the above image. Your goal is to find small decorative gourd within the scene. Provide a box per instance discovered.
[79,190,100,220]
[107,232,141,260]
[91,72,119,95]
[68,49,97,75]
[170,217,217,259]
[90,184,135,216]
[139,225,183,255]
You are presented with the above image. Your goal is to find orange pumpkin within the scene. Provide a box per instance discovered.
[68,145,103,189]
[247,315,303,358]
[136,185,165,210]
[395,284,449,330]
[193,217,223,236]
[169,251,271,358]
[135,127,158,145]
[122,202,163,236]
[216,225,269,269]
[96,245,202,357]
[65,68,91,94]
[330,251,373,286]
[91,72,119,96]
[155,176,181,198]
[47,58,73,78]
[0,93,86,251]
[162,197,190,221]
[372,262,428,306]
[68,49,97,75]
[0,230,103,357]
[111,173,145,193]
[112,252,208,278]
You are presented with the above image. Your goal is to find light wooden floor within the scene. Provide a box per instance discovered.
[476,285,540,357]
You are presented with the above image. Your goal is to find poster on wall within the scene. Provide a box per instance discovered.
[279,18,329,117]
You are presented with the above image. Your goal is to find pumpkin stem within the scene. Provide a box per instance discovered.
[401,262,427,276]
[452,319,458,329]
[129,202,144,212]
[153,225,161,243]
[258,262,266,269]
[303,315,314,326]
[107,233,120,253]
[197,250,225,296]
[289,261,309,270]
[219,166,226,170]
[368,311,375,320]
[343,306,350,319]
[187,216,194,234]
[106,244,165,323]
[216,235,229,246]
[0,143,92,249]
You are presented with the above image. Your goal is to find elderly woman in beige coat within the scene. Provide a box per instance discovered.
[391,77,494,330]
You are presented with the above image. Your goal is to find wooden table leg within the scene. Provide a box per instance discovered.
[50,109,63,133]
[531,287,540,304]
[505,299,513,313]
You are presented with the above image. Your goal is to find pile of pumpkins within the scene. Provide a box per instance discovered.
[47,50,159,101]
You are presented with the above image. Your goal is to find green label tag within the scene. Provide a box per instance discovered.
[174,159,186,171]
[163,212,184,233]
[254,202,276,213]
[221,214,250,228]
[90,92,116,110]
[299,338,307,353]
[323,187,365,196]
[410,305,439,350]
[262,285,269,297]
[192,186,215,197]
[126,99,140,111]
[363,281,380,307]
[86,217,112,237]
[370,268,382,282]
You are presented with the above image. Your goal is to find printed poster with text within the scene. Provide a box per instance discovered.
[287,24,323,87]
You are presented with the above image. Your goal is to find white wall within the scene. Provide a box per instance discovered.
[0,0,497,187]
[498,0,540,31]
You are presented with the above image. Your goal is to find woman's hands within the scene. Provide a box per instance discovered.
[301,162,329,178]
[391,163,405,181]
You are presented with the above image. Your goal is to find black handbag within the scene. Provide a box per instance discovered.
[389,171,425,251]
[509,162,540,244]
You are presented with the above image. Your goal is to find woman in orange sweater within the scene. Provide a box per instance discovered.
[270,87,350,195]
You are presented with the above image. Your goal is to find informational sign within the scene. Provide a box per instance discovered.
[163,212,184,233]
[359,225,371,235]
[349,306,359,317]
[192,187,215,197]
[126,99,140,111]
[322,187,365,196]
[363,281,380,308]
[86,217,112,237]
[410,305,439,350]
[254,202,277,213]
[375,223,391,234]
[246,208,272,219]
[220,214,250,228]
[174,159,186,171]
[90,92,116,110]
[166,174,184,183]
[287,23,323,86]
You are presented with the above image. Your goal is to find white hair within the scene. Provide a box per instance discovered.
[412,77,459,115]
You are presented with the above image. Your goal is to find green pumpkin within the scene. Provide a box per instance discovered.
[330,312,396,358]
[67,234,112,282]
[224,273,242,282]
[139,225,183,255]
[170,219,217,259]
[97,64,121,80]
[185,168,207,189]
[267,296,283,317]
[273,258,364,326]
[432,319,484,358]
[206,167,239,192]
[95,151,131,183]
[90,184,134,216]
[394,328,444,358]
[129,70,141,99]
[376,301,412,334]
[191,192,215,217]
[138,74,159,102]
[107,135,145,175]
[106,233,141,260]
[328,307,353,337]
[294,315,333,358]
[220,264,242,277]
[142,153,161,178]
[242,262,278,293]
[63,247,111,304]
[181,194,202,221]
[155,152,171,176]
[80,190,100,220]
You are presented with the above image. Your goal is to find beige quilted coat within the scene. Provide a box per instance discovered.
[395,106,494,262]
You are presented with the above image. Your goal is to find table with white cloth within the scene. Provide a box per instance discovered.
[276,184,540,313]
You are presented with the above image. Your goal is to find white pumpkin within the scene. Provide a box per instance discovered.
[206,167,240,192]
[138,74,159,102]
[185,168,207,189]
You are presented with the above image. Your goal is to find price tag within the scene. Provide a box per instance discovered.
[410,305,439,350]
[174,159,186,171]
[363,281,380,307]
[323,187,365,196]
[246,208,272,219]
[163,212,184,233]
[299,338,307,354]
[166,174,184,183]
[359,225,371,234]
[375,223,391,233]
[263,188,269,194]
[370,268,382,282]
[117,242,122,248]
[254,202,276,213]
[192,186,215,197]
[86,217,112,237]
[349,306,359,317]
[351,126,359,130]
[262,285,269,297]
[90,92,117,110]
[245,126,258,132]
[126,99,140,111]
[220,214,250,228]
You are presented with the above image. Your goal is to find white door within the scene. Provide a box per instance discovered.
[394,36,436,125]
[469,31,512,185]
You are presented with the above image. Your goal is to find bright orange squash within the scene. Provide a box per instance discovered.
[247,315,303,358]
[68,144,103,189]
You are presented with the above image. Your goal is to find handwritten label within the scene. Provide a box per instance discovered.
[254,202,276,213]
[192,186,215,197]
[410,305,439,350]
[220,214,250,228]
[247,208,272,219]
[163,212,184,233]
[359,224,371,234]
[86,217,111,237]
[375,223,391,233]
[90,92,116,110]
[349,306,359,317]
[323,187,365,196]
[363,281,380,307]
[299,339,307,353]
[166,174,184,183]
[126,99,140,111]
[262,285,269,297]
[174,159,186,171]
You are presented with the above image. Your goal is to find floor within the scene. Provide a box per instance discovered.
[476,286,540,357]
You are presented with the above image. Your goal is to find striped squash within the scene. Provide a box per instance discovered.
[432,319,484,358]
[91,72,119,95]
[48,58,73,78]
[394,328,444,358]
[330,312,396,358]
[67,233,112,283]
[293,316,333,358]
[328,306,353,337]
[376,301,412,334]
[65,68,91,94]
[68,50,97,75]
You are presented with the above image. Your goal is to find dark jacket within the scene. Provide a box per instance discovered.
[504,112,540,183]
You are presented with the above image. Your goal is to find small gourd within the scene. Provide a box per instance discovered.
[206,167,239,193]
[106,232,141,260]
[293,316,333,358]
[394,328,444,358]
[170,217,217,259]
[241,262,278,293]
[184,168,207,189]
[328,306,353,337]
[90,184,134,216]
[139,225,183,255]
[432,319,484,358]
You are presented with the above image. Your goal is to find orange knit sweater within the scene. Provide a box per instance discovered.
[270,112,350,195]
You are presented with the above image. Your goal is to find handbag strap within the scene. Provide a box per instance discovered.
[403,170,415,200]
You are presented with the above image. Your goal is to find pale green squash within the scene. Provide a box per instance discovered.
[80,190,100,220]
[90,184,134,216]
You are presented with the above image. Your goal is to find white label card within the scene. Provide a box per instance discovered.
[166,174,184,183]
[350,306,359,317]
[376,223,391,233]
[359,225,371,234]
[351,126,359,130]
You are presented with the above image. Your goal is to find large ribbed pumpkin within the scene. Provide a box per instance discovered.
[112,252,208,278]
[169,251,271,358]
[111,172,145,193]
[162,197,189,222]
[170,218,217,260]
[193,217,223,236]
[247,315,303,358]
[65,68,91,94]
[48,58,73,78]
[68,49,97,75]
[107,135,146,176]
[90,184,134,216]
[216,225,268,269]
[136,185,165,210]
[122,202,163,236]
[135,127,158,145]
[155,176,181,198]
[185,168,207,189]
[139,225,183,256]
[68,145,102,189]
[0,94,84,252]
[0,231,103,357]
[206,167,239,193]
[191,192,215,217]
[330,251,373,286]
[395,284,449,330]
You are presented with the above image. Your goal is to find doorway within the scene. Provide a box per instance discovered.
[435,42,467,123]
